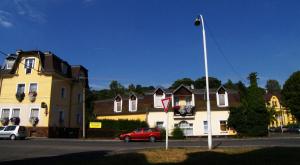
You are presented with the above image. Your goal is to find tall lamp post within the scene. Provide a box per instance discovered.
[194,15,212,150]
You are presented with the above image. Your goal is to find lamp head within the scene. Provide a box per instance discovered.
[194,16,201,26]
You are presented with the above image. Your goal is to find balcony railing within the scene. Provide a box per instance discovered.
[173,105,195,117]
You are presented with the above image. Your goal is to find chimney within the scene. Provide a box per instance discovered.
[16,49,23,55]
[190,84,194,89]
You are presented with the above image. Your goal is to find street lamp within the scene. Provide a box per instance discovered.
[194,15,212,150]
[79,76,86,139]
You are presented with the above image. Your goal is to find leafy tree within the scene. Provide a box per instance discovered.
[282,71,300,121]
[128,84,136,92]
[228,72,270,136]
[265,79,281,94]
[171,127,185,139]
[194,76,221,89]
[224,79,234,89]
[170,78,194,89]
[109,80,125,96]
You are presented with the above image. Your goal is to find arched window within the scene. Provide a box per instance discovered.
[216,87,228,107]
[129,95,138,112]
[114,96,122,112]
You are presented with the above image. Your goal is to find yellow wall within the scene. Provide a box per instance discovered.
[267,95,296,127]
[97,114,146,121]
[0,56,52,127]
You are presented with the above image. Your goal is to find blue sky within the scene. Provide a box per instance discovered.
[0,0,299,89]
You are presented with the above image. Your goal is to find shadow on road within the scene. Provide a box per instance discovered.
[2,147,300,165]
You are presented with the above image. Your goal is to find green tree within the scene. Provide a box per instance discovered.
[194,76,221,89]
[109,80,125,96]
[265,79,281,94]
[282,71,300,121]
[228,72,270,136]
[224,79,234,89]
[169,78,194,89]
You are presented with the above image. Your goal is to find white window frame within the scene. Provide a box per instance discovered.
[29,83,38,93]
[216,91,229,107]
[29,108,40,119]
[16,83,26,94]
[1,108,11,119]
[24,57,35,74]
[220,120,228,132]
[203,121,208,134]
[154,92,165,108]
[129,96,138,112]
[114,97,122,113]
[11,108,21,118]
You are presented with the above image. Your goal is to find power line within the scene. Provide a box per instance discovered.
[205,22,248,84]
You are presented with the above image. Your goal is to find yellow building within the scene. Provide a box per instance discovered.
[0,50,88,137]
[265,93,296,127]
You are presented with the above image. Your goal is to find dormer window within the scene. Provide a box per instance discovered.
[114,96,122,112]
[216,87,229,107]
[25,58,35,74]
[129,95,138,112]
[154,89,165,108]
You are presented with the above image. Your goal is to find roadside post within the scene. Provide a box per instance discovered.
[161,97,171,150]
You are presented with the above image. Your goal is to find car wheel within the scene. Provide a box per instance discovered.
[149,136,156,142]
[124,136,130,143]
[10,134,16,140]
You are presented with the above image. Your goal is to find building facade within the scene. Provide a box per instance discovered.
[0,50,88,137]
[265,93,297,127]
[94,85,240,136]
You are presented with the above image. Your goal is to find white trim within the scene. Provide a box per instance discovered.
[28,107,40,119]
[29,82,38,93]
[24,57,35,74]
[129,95,138,112]
[216,91,229,107]
[153,92,165,108]
[192,93,195,106]
[114,96,122,113]
[0,108,11,119]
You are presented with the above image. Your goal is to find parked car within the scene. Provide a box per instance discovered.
[0,125,27,140]
[287,125,300,133]
[119,128,162,142]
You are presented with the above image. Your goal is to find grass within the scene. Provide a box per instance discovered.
[3,147,300,165]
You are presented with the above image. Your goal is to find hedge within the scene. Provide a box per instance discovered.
[87,119,148,138]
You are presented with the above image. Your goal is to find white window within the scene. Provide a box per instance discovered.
[156,121,164,129]
[29,83,37,93]
[1,109,10,119]
[114,96,122,112]
[61,87,65,98]
[129,95,137,112]
[17,84,25,94]
[25,58,35,74]
[12,108,20,118]
[154,89,165,108]
[216,87,228,107]
[203,121,208,134]
[220,120,228,132]
[30,108,39,118]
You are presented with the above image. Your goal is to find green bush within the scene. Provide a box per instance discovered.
[171,127,185,139]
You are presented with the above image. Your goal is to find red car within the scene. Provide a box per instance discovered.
[119,128,162,142]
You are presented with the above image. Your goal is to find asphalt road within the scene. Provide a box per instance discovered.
[1,136,300,163]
